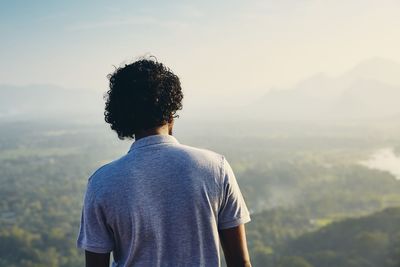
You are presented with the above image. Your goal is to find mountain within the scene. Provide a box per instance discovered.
[243,58,400,121]
[343,58,400,87]
[0,84,103,122]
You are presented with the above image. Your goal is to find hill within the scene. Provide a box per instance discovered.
[278,207,400,267]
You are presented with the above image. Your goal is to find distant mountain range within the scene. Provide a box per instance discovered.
[240,58,400,120]
[1,58,400,122]
[0,84,103,122]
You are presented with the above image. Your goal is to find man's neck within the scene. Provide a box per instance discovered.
[134,123,172,141]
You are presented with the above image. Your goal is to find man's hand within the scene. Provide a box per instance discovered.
[85,250,110,267]
[219,224,252,267]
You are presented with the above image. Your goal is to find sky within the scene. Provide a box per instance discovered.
[1,0,400,107]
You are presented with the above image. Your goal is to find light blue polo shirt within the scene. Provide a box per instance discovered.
[77,134,250,267]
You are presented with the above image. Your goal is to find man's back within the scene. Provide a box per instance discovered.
[77,134,251,267]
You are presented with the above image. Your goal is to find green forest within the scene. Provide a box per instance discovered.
[1,120,400,266]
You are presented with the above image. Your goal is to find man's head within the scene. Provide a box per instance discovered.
[104,58,183,139]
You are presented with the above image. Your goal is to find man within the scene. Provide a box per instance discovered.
[77,58,252,267]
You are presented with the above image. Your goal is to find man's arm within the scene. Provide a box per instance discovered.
[219,224,252,267]
[85,250,110,267]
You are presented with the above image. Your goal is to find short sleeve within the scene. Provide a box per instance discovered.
[218,157,251,230]
[76,178,115,253]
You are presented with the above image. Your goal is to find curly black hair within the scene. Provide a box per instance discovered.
[104,58,183,139]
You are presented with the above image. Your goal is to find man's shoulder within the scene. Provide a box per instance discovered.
[175,143,225,164]
[86,157,124,188]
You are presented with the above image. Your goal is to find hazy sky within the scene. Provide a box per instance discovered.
[1,0,400,105]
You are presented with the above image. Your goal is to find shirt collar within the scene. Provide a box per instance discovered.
[128,134,179,152]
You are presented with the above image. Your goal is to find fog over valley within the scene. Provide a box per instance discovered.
[360,148,400,180]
